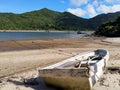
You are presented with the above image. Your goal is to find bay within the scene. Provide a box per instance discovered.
[0,32,86,41]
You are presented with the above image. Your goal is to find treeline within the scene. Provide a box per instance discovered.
[0,8,86,30]
[0,8,120,30]
[0,8,60,30]
[95,16,120,37]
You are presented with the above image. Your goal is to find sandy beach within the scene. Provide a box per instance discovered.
[0,36,120,90]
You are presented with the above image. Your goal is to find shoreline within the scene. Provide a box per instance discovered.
[0,30,90,42]
[0,34,97,52]
[0,30,77,32]
[0,30,94,36]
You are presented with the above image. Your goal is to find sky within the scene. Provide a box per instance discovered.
[0,0,120,18]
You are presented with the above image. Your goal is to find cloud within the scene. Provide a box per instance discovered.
[97,4,120,13]
[70,0,88,6]
[67,0,120,18]
[86,4,97,17]
[67,4,97,18]
[67,8,86,17]
[93,0,99,7]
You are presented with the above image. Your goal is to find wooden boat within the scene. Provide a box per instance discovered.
[39,49,109,90]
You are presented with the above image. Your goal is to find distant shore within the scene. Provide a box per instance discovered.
[0,30,94,34]
[0,30,76,32]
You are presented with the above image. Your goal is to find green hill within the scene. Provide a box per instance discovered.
[88,12,120,30]
[55,12,88,30]
[95,16,120,37]
[0,8,120,30]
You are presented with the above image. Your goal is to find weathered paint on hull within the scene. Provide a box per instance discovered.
[39,69,90,90]
[43,76,90,90]
[39,49,109,90]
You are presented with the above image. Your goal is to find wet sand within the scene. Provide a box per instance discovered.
[0,36,120,90]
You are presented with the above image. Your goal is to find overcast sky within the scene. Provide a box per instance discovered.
[0,0,120,18]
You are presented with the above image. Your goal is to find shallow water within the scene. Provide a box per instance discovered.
[0,32,86,41]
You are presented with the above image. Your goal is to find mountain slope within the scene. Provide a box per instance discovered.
[0,8,120,30]
[88,12,120,30]
[95,16,120,37]
[55,12,88,30]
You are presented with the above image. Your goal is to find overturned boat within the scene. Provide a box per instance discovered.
[39,49,109,90]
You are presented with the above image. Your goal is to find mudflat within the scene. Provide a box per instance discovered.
[0,36,120,90]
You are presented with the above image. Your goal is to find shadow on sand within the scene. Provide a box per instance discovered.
[7,77,57,90]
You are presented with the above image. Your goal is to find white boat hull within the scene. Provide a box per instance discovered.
[39,49,109,90]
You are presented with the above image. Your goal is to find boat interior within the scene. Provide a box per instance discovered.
[39,49,108,77]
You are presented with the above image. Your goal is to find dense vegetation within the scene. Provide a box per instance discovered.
[95,16,120,37]
[0,8,120,30]
[88,12,120,30]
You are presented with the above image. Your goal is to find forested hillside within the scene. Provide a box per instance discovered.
[0,8,120,30]
[95,16,120,37]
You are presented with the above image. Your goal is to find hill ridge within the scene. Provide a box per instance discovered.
[0,8,120,30]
